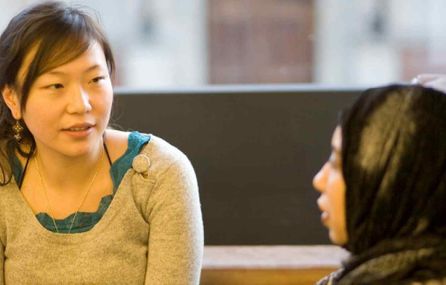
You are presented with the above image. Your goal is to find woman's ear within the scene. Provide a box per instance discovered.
[2,85,21,119]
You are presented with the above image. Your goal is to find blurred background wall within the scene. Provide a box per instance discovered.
[2,0,445,88]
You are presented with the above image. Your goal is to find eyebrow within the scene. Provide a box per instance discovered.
[46,64,103,76]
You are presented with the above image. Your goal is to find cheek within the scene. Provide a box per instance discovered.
[93,88,113,112]
[22,99,54,129]
[329,177,347,244]
[102,85,113,109]
[106,92,113,112]
[331,178,346,212]
[325,175,346,215]
[22,110,57,143]
[103,92,113,116]
[93,90,113,123]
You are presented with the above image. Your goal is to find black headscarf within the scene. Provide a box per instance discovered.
[322,84,446,284]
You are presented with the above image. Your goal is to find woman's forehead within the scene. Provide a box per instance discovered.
[17,40,105,83]
[40,42,107,75]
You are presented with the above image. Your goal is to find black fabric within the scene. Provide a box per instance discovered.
[320,84,446,284]
[332,236,446,284]
[341,84,446,254]
[103,140,112,166]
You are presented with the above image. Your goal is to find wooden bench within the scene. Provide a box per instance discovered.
[201,245,348,285]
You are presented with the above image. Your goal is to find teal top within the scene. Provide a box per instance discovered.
[11,131,151,233]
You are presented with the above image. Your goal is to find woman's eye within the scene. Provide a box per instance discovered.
[91,76,106,84]
[328,153,341,169]
[46,83,64,90]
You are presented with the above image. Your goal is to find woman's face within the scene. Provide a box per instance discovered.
[313,127,348,245]
[6,41,113,158]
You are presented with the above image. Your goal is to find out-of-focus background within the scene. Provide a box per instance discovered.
[1,0,445,88]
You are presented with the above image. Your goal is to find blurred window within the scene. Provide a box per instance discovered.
[0,0,444,88]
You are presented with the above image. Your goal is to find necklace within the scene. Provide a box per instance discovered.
[34,148,104,234]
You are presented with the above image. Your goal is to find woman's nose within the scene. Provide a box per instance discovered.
[67,87,92,114]
[313,163,327,193]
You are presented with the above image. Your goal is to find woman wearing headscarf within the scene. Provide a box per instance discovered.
[314,84,446,284]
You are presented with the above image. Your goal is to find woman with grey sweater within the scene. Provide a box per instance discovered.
[0,1,203,284]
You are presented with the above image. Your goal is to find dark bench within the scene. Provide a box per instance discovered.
[113,85,361,245]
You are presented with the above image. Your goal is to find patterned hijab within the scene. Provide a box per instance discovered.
[321,84,446,284]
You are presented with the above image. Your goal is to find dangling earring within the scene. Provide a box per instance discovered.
[12,120,24,142]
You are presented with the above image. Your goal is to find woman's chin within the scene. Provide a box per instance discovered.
[329,230,348,246]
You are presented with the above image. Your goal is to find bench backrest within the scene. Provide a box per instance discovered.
[113,85,361,245]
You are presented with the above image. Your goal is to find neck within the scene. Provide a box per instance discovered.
[34,141,104,194]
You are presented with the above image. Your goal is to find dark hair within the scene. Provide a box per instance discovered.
[0,1,115,184]
[340,84,446,255]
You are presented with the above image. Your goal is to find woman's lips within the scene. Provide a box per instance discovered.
[317,197,329,225]
[63,123,95,131]
[66,126,90,131]
[62,124,95,138]
[320,211,329,225]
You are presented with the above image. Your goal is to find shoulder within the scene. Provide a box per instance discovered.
[0,182,17,203]
[0,182,20,241]
[143,135,188,161]
[138,134,194,177]
[127,134,199,221]
[0,141,9,184]
[104,129,130,162]
[104,129,189,168]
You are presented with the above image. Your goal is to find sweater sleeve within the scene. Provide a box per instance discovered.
[0,183,5,285]
[144,153,203,285]
[0,240,4,285]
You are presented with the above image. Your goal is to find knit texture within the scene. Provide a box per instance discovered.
[0,135,203,284]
